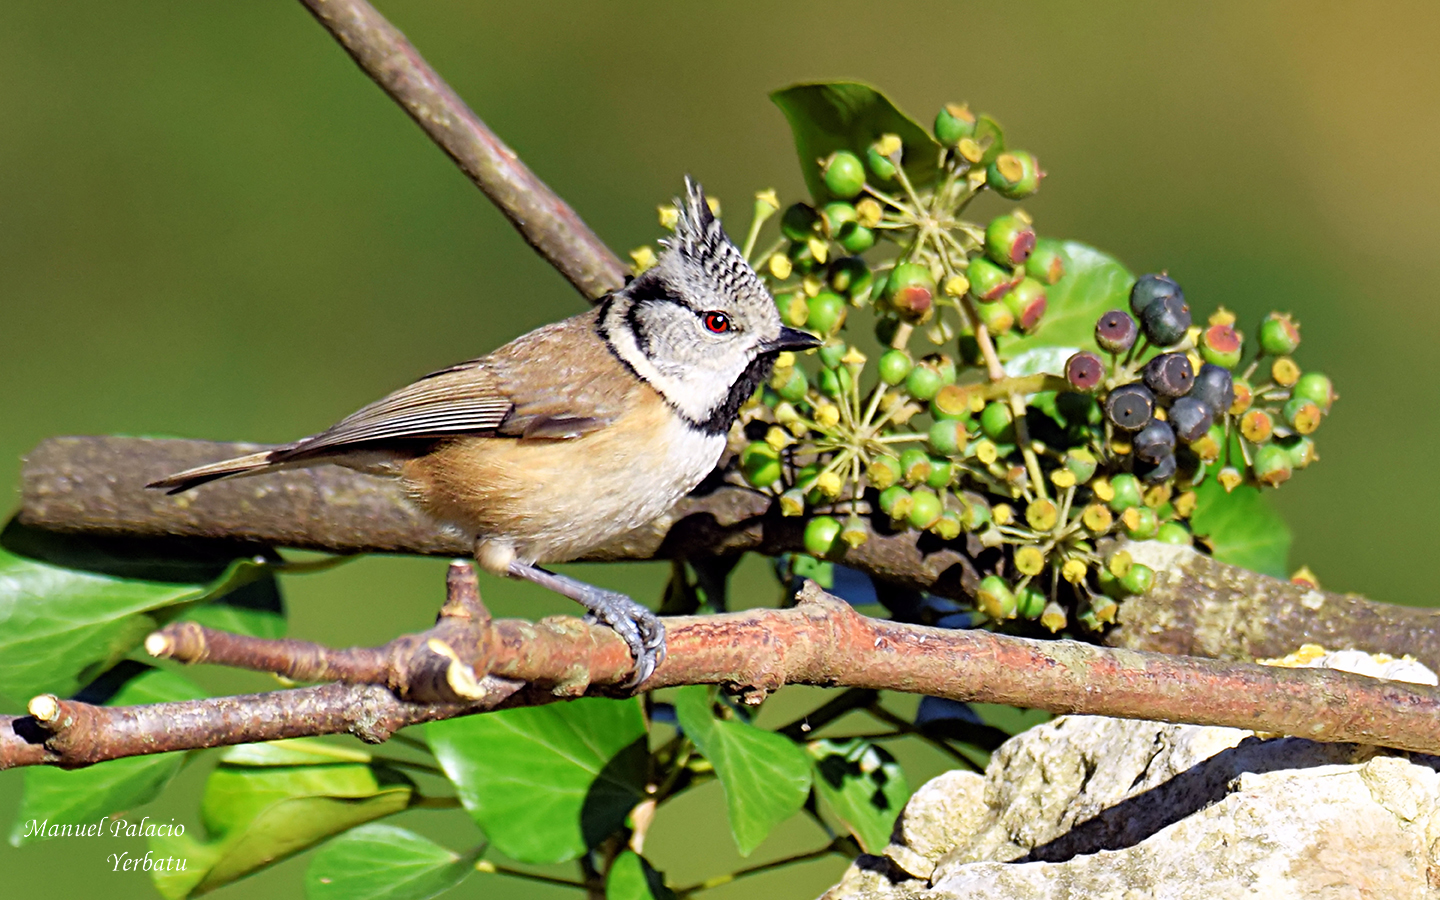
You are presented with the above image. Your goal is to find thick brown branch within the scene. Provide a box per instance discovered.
[20,434,1440,668]
[7,577,1440,770]
[296,0,627,300]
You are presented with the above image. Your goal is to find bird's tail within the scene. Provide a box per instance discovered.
[146,449,282,495]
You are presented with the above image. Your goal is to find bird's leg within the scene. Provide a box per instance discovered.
[507,560,666,687]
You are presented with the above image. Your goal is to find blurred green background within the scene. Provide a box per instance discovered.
[3,1,1439,897]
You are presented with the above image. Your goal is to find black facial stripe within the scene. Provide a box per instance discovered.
[626,272,685,306]
[692,352,775,436]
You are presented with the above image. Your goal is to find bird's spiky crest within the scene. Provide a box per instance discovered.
[659,176,766,301]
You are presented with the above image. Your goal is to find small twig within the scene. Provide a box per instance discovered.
[296,0,626,300]
[675,838,849,896]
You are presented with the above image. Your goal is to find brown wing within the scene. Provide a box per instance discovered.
[276,310,630,460]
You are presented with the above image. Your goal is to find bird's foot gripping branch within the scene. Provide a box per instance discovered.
[0,2,1422,898]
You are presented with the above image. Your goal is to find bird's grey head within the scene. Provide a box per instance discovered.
[599,177,820,434]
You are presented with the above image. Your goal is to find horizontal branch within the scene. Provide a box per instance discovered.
[7,572,1440,770]
[20,434,1440,670]
[297,0,627,300]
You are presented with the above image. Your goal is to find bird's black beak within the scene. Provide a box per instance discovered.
[765,326,823,353]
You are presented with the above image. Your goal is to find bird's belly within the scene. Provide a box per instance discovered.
[400,406,724,564]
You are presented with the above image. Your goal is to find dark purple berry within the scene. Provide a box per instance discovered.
[1095,309,1138,354]
[1130,273,1183,316]
[1133,419,1176,463]
[1189,363,1235,417]
[1105,383,1155,430]
[1142,352,1194,397]
[1140,291,1192,346]
[1065,351,1105,391]
[1136,452,1177,484]
[1168,396,1214,443]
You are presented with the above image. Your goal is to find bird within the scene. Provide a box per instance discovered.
[147,178,820,686]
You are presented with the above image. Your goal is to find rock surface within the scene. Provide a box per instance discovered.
[822,651,1440,899]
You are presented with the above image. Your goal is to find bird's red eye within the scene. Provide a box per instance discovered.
[703,312,731,334]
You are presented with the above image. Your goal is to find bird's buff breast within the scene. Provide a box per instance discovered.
[399,401,724,566]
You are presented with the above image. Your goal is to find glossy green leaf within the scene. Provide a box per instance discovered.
[305,823,476,900]
[771,82,940,202]
[1189,478,1291,577]
[807,738,909,854]
[149,738,414,899]
[673,686,811,856]
[427,697,648,865]
[10,666,205,846]
[997,241,1134,359]
[605,850,675,900]
[0,521,289,705]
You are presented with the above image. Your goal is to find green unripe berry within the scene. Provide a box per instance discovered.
[836,222,875,254]
[931,510,962,540]
[1119,562,1155,595]
[822,150,866,199]
[778,292,809,328]
[803,515,843,557]
[1283,397,1322,435]
[839,515,868,549]
[934,102,977,146]
[907,487,943,530]
[1155,522,1192,546]
[930,354,957,385]
[1108,473,1143,512]
[828,257,873,298]
[1097,566,1123,599]
[868,455,902,489]
[985,214,1037,267]
[987,150,1041,199]
[1016,584,1047,619]
[740,441,782,488]
[905,361,945,400]
[961,495,992,530]
[818,365,851,399]
[931,384,972,419]
[820,202,857,238]
[979,401,1015,442]
[1252,443,1294,487]
[865,144,897,181]
[884,263,936,322]
[807,291,848,336]
[878,485,913,520]
[817,340,846,369]
[786,239,818,275]
[1004,278,1048,333]
[1292,372,1335,413]
[974,296,1015,333]
[1258,312,1301,356]
[1025,239,1066,285]
[1121,505,1159,540]
[929,418,969,456]
[1280,436,1318,469]
[774,365,808,402]
[967,256,1016,302]
[1065,448,1098,484]
[878,349,913,385]
[781,203,819,242]
[1200,323,1244,369]
[977,575,1017,619]
[899,447,932,486]
[926,456,955,489]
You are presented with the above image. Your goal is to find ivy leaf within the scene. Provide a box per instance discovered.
[673,686,811,856]
[10,666,206,846]
[1189,478,1291,577]
[771,82,940,202]
[605,850,675,900]
[0,520,282,705]
[427,697,648,865]
[807,738,909,854]
[305,823,477,900]
[997,241,1134,359]
[149,739,414,899]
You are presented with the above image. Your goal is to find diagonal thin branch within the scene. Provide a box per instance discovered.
[297,0,627,300]
[8,573,1440,770]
